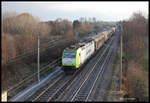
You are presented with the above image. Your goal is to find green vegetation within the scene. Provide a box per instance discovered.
[122,51,125,58]
[144,55,148,72]
[146,87,149,99]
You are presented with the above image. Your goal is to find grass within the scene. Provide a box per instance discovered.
[145,87,149,98]
[144,55,148,72]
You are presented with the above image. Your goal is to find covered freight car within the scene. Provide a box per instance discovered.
[92,33,105,50]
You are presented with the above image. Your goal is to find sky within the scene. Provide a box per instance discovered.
[2,1,149,22]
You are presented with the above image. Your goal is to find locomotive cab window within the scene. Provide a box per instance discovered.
[63,52,76,58]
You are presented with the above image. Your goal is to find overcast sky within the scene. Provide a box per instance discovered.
[2,1,148,22]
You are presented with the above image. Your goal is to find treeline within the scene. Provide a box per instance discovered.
[2,12,113,65]
[122,11,148,101]
[2,12,51,64]
[73,17,114,38]
[122,12,148,64]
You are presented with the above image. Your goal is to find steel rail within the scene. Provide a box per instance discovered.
[85,36,116,101]
[86,33,119,101]
[47,68,82,101]
[32,74,65,101]
[70,36,115,101]
[32,75,71,101]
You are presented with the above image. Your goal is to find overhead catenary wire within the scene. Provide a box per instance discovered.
[5,38,68,64]
[6,38,59,60]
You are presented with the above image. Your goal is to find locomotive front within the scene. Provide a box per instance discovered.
[62,50,78,73]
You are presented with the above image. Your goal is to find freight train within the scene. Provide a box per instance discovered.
[62,26,116,74]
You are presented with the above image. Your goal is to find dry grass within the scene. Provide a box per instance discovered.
[126,60,148,101]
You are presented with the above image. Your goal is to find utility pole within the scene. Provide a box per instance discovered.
[37,35,40,83]
[120,24,122,91]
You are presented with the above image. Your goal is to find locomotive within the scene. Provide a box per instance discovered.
[62,26,116,74]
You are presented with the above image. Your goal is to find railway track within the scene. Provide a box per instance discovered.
[72,48,112,101]
[7,58,61,100]
[73,34,118,102]
[32,74,70,102]
[86,32,119,101]
[55,34,116,102]
[50,38,113,101]
[25,70,64,101]
[30,33,115,102]
[32,69,82,102]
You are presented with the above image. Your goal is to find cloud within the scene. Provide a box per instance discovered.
[2,2,148,21]
[34,2,148,13]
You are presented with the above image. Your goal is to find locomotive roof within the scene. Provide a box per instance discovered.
[91,26,115,39]
[65,38,93,50]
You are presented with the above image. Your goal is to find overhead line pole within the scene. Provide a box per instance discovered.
[38,35,40,83]
[120,25,122,91]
